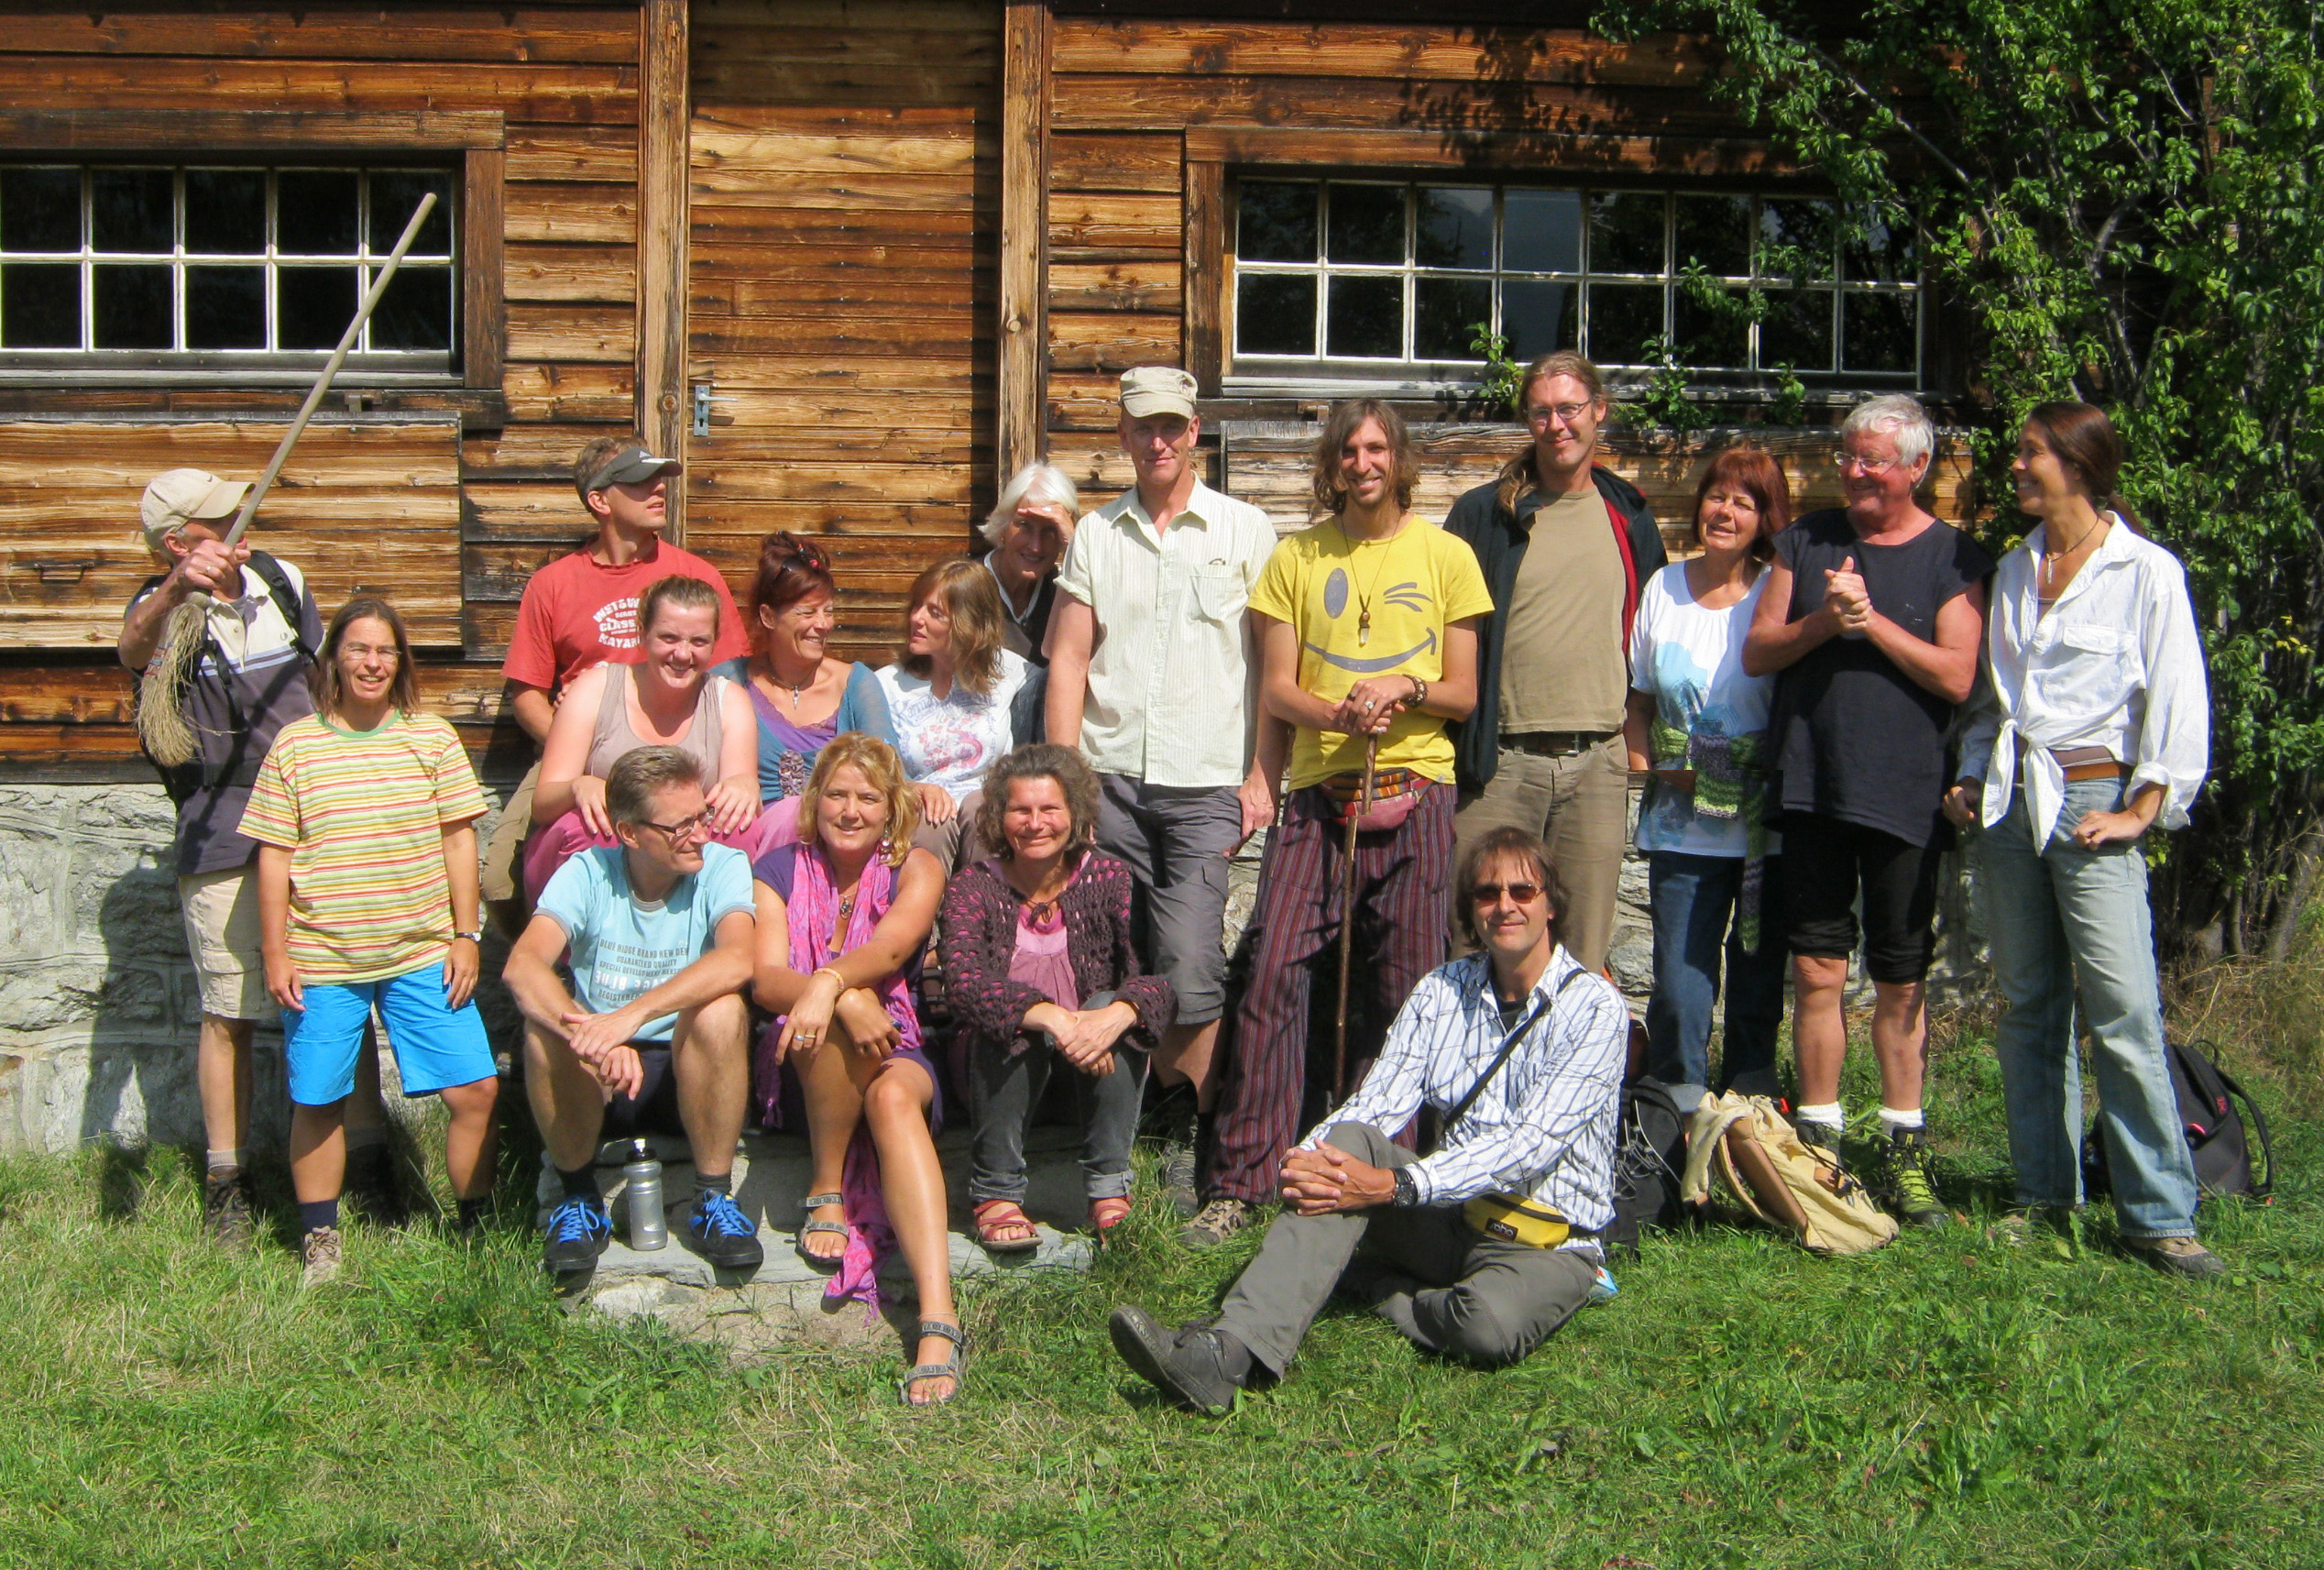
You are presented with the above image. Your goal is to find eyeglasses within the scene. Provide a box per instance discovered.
[339,642,401,663]
[1468,881,1544,906]
[1523,402,1595,429]
[641,811,712,840]
[1834,451,1902,476]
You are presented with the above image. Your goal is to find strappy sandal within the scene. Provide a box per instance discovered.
[1089,1195,1132,1246]
[794,1192,848,1274]
[899,1318,965,1407]
[971,1198,1042,1257]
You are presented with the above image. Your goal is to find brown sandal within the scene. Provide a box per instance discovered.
[1089,1195,1131,1244]
[972,1199,1041,1256]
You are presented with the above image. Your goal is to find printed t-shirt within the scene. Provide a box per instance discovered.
[1628,564,1780,858]
[1768,509,1996,847]
[534,842,754,1042]
[1245,517,1495,790]
[501,541,749,693]
[239,711,492,983]
[876,648,1032,803]
[1498,486,1628,734]
[126,555,324,876]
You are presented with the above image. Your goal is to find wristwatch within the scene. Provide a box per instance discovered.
[1391,1168,1420,1208]
[453,929,484,944]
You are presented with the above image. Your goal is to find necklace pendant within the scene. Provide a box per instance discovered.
[1357,610,1371,646]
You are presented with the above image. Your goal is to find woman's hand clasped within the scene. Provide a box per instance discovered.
[571,774,615,838]
[1329,675,1414,738]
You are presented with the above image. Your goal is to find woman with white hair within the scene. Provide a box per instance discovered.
[1742,392,1993,1230]
[980,462,1080,664]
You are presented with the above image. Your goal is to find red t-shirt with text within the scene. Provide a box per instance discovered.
[501,542,751,691]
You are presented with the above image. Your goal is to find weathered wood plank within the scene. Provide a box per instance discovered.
[1052,76,1747,137]
[689,58,996,107]
[0,61,637,123]
[679,355,981,392]
[1179,125,1781,178]
[1001,0,1051,475]
[506,304,639,365]
[502,362,637,423]
[687,169,992,211]
[640,0,694,527]
[688,318,992,357]
[692,126,980,175]
[464,147,509,393]
[1048,132,1184,194]
[507,245,639,303]
[695,0,996,31]
[1049,21,1708,86]
[1047,311,1181,374]
[1046,369,1127,431]
[692,26,1000,70]
[463,423,620,478]
[505,181,638,246]
[1047,192,1181,255]
[1048,259,1183,313]
[0,107,506,152]
[507,127,640,184]
[1183,158,1224,391]
[0,9,640,63]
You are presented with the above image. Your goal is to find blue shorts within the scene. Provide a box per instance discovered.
[283,963,497,1106]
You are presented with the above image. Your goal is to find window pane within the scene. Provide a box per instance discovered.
[370,266,453,351]
[1843,207,1919,284]
[1588,192,1664,276]
[1238,181,1317,264]
[1502,279,1576,360]
[1673,194,1751,278]
[91,168,172,254]
[1326,183,1403,266]
[1843,291,1917,372]
[1237,272,1316,355]
[1673,286,1748,368]
[1414,276,1491,360]
[93,263,171,347]
[1759,199,1836,282]
[1,168,82,251]
[1759,288,1835,371]
[185,170,267,254]
[1414,187,1491,270]
[278,170,358,254]
[279,265,359,348]
[368,170,455,256]
[1,262,81,346]
[187,265,266,349]
[1503,189,1582,273]
[1327,274,1402,357]
[1586,282,1663,365]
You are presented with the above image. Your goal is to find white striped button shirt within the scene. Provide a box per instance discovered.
[1299,947,1629,1241]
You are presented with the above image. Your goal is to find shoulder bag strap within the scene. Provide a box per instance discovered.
[1442,967,1588,1132]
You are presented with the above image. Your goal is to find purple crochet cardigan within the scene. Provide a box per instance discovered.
[938,851,1173,1050]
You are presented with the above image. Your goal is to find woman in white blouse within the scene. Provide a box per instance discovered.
[1944,401,2219,1278]
[877,558,1034,873]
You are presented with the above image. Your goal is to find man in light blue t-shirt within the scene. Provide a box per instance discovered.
[505,747,759,1278]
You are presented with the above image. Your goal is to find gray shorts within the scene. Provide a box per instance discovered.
[1095,773,1241,1026]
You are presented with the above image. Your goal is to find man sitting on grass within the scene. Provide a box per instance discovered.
[1109,827,1628,1412]
[504,747,762,1277]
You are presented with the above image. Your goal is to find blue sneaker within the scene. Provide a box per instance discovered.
[542,1194,610,1275]
[1587,1265,1619,1304]
[680,1190,765,1272]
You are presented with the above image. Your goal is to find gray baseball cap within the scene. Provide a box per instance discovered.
[579,443,682,500]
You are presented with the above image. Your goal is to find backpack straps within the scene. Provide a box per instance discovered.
[242,550,317,660]
[2209,1059,2276,1200]
[1442,966,1589,1132]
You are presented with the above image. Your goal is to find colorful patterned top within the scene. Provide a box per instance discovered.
[239,710,491,983]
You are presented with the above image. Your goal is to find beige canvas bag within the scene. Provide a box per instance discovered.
[1680,1092,1899,1257]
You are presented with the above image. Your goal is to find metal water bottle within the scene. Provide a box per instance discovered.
[623,1138,666,1250]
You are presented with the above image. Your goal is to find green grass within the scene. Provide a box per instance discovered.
[0,1032,2318,1570]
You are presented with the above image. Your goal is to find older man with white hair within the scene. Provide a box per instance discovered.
[981,462,1080,665]
[1743,394,1993,1229]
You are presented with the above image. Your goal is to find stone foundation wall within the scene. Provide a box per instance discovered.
[3,781,1986,1156]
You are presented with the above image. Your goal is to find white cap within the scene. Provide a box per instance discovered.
[139,468,248,552]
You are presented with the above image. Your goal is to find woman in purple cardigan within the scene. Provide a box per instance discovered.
[941,743,1173,1252]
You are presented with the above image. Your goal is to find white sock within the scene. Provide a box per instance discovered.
[1879,1105,1925,1134]
[1794,1102,1844,1129]
[206,1147,245,1175]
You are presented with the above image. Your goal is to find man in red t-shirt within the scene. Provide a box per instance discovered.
[481,435,750,916]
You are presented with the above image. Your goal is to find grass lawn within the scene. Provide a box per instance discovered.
[0,1028,2317,1570]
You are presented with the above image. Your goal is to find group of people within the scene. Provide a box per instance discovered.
[123,349,2220,1413]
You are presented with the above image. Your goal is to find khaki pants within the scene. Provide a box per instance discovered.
[1451,736,1628,972]
[480,760,540,906]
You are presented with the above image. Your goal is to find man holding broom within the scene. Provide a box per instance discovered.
[1188,400,1492,1246]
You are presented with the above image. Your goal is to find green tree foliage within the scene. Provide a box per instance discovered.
[1593,0,2324,957]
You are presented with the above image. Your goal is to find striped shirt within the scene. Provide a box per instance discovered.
[1299,948,1629,1241]
[239,710,490,983]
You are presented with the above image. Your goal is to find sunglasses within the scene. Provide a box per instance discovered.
[1468,880,1544,906]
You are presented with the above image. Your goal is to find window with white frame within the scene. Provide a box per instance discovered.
[1230,178,1922,384]
[0,163,457,367]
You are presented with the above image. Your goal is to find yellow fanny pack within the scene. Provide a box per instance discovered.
[1461,1193,1572,1249]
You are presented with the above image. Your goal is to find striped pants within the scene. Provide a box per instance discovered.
[1204,783,1453,1207]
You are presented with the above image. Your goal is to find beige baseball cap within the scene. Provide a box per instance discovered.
[139,468,249,552]
[1119,366,1198,420]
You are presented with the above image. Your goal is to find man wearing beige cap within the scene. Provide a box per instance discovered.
[120,468,394,1245]
[1046,366,1283,1224]
[479,436,749,925]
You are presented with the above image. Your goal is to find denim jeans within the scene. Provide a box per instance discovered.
[1975,779,2200,1238]
[1644,851,1787,1108]
[966,993,1148,1204]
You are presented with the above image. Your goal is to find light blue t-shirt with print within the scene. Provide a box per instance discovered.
[536,842,754,1042]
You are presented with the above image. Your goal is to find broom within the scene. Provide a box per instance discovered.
[137,192,441,766]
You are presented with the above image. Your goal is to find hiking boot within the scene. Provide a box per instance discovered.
[203,1168,255,1251]
[1792,1117,1844,1166]
[299,1225,344,1289]
[1992,1205,2081,1258]
[343,1144,409,1230]
[2123,1235,2228,1280]
[1108,1305,1248,1416]
[678,1191,765,1273]
[1177,1197,1261,1249]
[1872,1127,1951,1229]
[1158,1140,1200,1219]
[541,1194,611,1276]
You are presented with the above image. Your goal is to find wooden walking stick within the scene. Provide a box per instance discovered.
[137,192,441,766]
[1330,731,1380,1101]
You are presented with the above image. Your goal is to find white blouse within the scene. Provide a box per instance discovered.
[1959,513,2209,847]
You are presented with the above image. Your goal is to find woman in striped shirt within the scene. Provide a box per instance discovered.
[243,597,500,1288]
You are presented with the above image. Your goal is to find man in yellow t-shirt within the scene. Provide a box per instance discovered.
[1184,399,1495,1246]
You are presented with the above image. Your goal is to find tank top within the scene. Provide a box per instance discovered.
[585,662,728,781]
